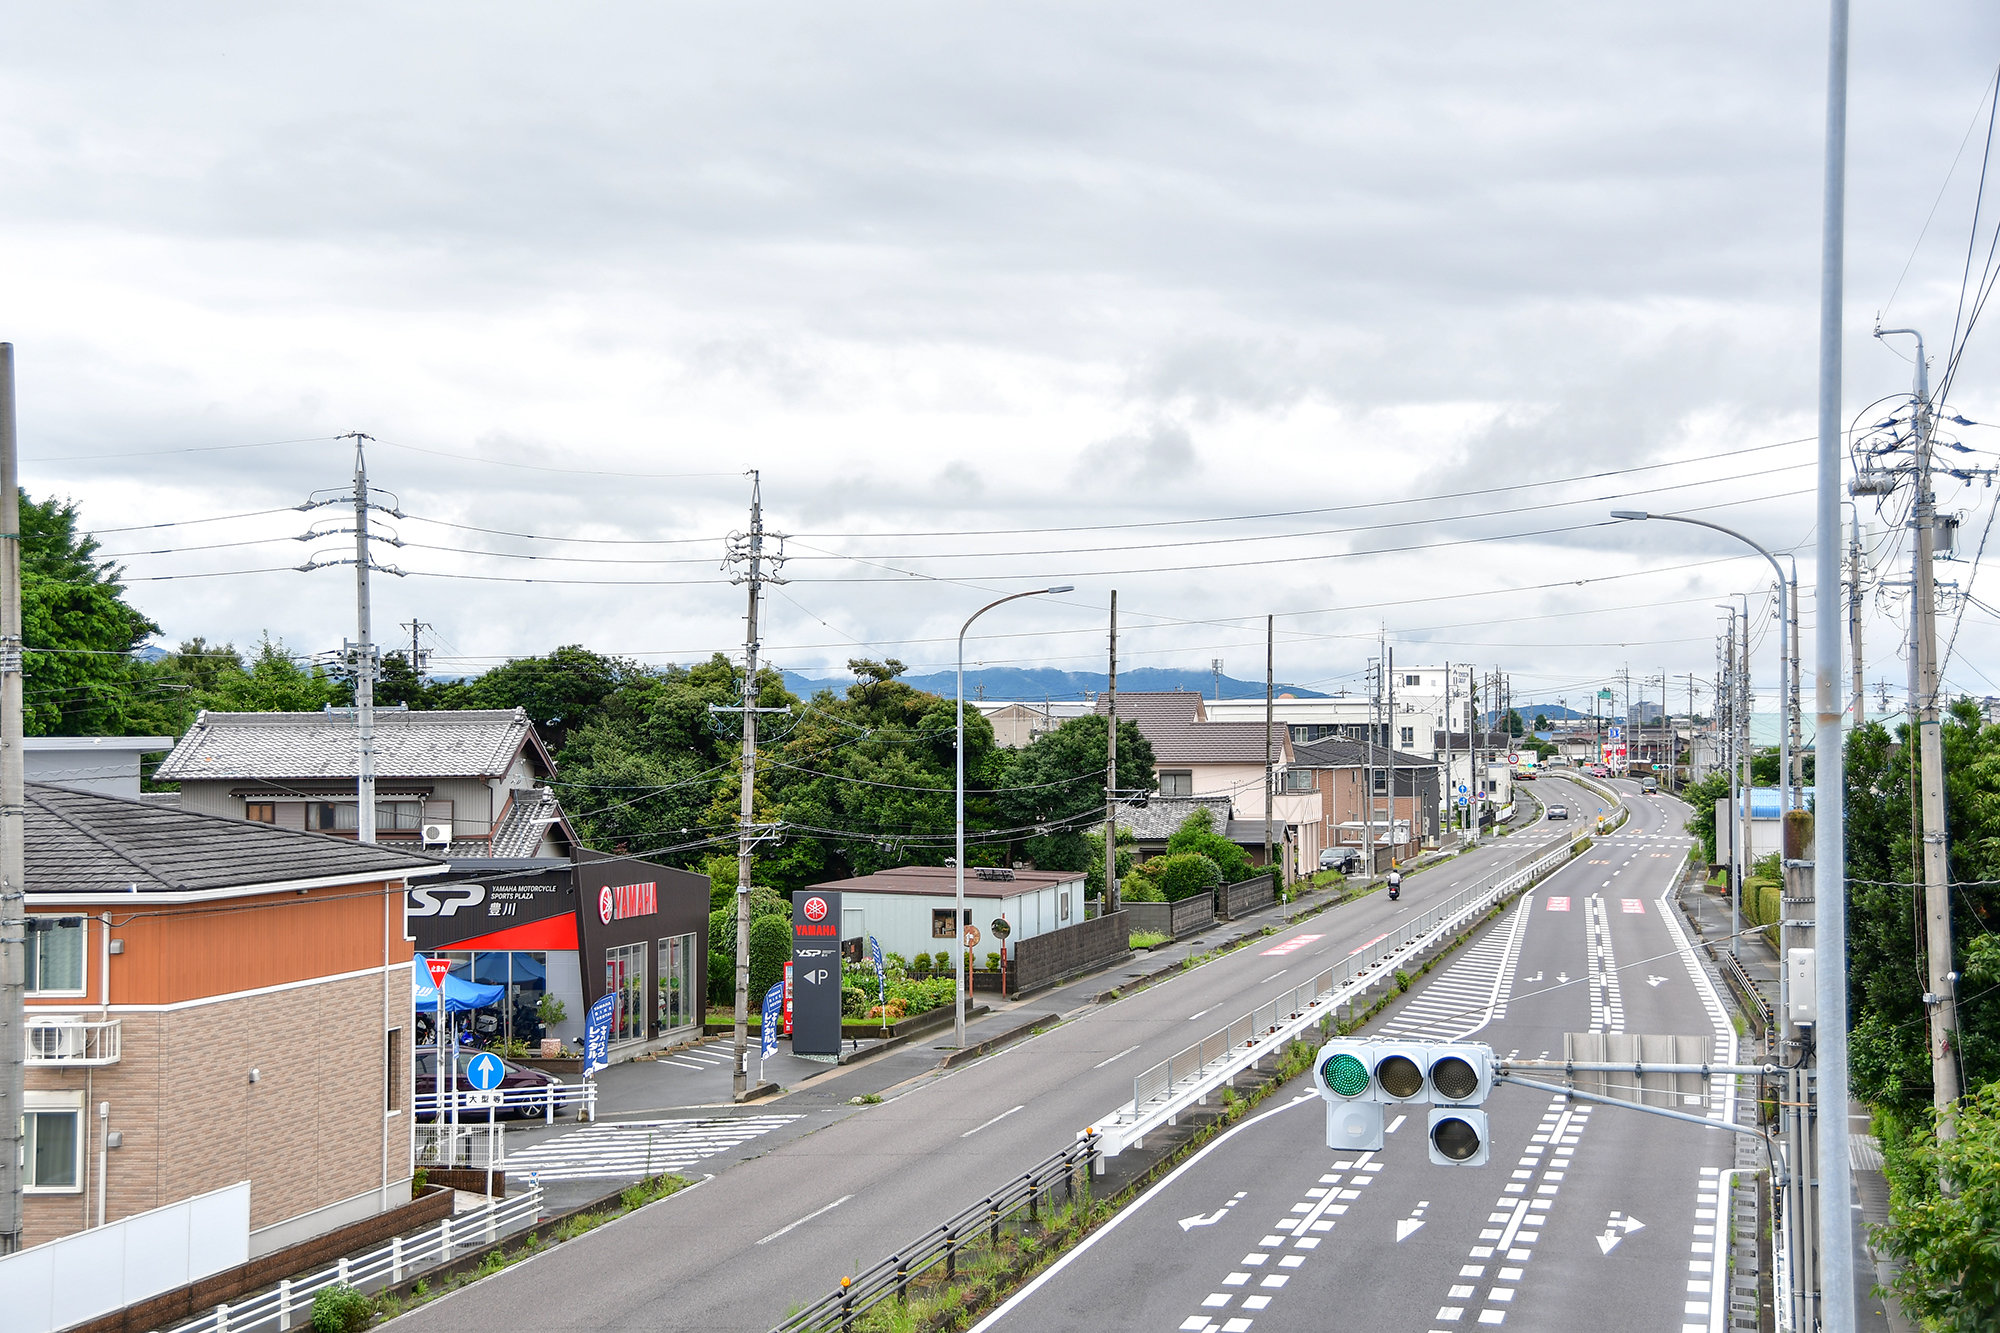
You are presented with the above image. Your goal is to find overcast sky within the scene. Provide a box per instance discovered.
[5,3,1999,714]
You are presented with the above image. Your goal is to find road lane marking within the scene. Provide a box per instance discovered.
[756,1193,852,1244]
[960,1104,1025,1138]
[1093,1044,1141,1069]
[1264,933,1325,956]
[1260,969,1289,983]
[967,1094,1315,1333]
[1622,899,1645,914]
[1189,1005,1219,1022]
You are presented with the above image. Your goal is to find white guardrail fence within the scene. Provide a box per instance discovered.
[1084,835,1584,1161]
[156,1187,545,1333]
[413,1081,597,1123]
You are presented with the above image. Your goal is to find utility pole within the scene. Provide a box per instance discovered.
[1787,559,1804,807]
[1738,593,1753,901]
[1850,508,1866,727]
[1443,661,1454,841]
[1879,327,1963,1136]
[1263,615,1275,889]
[1364,648,1378,872]
[1719,607,1742,957]
[1385,647,1397,859]
[401,619,431,677]
[350,436,378,847]
[717,474,789,1100]
[1105,592,1120,915]
[0,345,25,1254]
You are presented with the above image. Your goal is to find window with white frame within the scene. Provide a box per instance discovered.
[1404,674,1420,687]
[1399,726,1414,746]
[1157,771,1193,797]
[25,1091,83,1192]
[1284,768,1315,792]
[26,916,85,994]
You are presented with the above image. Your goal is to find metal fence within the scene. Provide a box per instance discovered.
[770,1138,1098,1333]
[414,1081,596,1124]
[154,1187,545,1333]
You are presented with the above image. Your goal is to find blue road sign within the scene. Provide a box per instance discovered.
[466,1050,505,1091]
[583,992,617,1078]
[1607,726,1622,740]
[1457,784,1469,793]
[1456,796,1469,807]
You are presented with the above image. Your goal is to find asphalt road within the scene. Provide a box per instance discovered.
[385,781,1609,1333]
[972,788,1747,1333]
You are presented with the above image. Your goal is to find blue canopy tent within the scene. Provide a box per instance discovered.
[413,965,505,1013]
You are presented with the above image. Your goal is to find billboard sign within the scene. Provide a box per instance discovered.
[791,890,844,1057]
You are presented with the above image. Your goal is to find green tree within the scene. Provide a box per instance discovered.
[996,715,1155,874]
[1877,1082,2000,1329]
[1504,708,1525,738]
[1165,807,1254,884]
[16,491,173,736]
[1680,770,1730,865]
[1534,713,1550,730]
[1153,851,1223,902]
[448,644,649,751]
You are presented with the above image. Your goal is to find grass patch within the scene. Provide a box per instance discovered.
[1128,931,1170,950]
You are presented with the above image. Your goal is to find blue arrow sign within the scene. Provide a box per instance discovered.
[466,1050,505,1091]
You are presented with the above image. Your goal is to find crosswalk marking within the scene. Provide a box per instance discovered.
[506,1115,799,1181]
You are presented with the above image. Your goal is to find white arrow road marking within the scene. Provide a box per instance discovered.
[1557,972,1569,984]
[1397,1200,1430,1241]
[1178,1191,1247,1232]
[1646,975,1669,988]
[1524,971,1543,983]
[960,1105,1024,1138]
[1596,1212,1646,1254]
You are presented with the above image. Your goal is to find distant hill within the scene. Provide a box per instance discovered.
[779,666,1329,703]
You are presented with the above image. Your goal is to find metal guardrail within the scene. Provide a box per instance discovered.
[770,1137,1098,1333]
[154,1187,545,1333]
[414,1081,596,1123]
[1091,833,1580,1158]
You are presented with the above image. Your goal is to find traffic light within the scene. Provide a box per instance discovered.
[1369,1042,1431,1102]
[1425,1043,1493,1166]
[1314,1041,1385,1151]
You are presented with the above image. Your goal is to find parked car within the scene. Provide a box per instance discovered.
[1547,804,1569,820]
[415,1046,562,1120]
[1319,846,1364,873]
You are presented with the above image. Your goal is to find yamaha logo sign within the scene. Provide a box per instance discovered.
[803,896,829,922]
[598,886,615,924]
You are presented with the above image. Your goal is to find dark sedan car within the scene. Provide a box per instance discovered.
[415,1047,562,1120]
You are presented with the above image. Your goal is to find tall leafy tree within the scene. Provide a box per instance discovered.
[994,714,1155,872]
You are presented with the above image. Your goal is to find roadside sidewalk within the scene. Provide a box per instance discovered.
[1676,874,1906,1332]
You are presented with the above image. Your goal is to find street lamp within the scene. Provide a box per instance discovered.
[1611,511,1793,816]
[956,585,1074,1050]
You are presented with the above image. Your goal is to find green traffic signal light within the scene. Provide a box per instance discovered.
[1321,1051,1369,1098]
[1376,1053,1424,1099]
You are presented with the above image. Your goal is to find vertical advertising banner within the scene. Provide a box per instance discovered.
[790,889,843,1057]
[583,992,618,1078]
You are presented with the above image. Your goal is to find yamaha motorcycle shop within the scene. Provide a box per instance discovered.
[406,852,710,1060]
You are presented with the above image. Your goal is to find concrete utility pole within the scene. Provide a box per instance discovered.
[1738,593,1753,896]
[1877,326,1963,1137]
[1105,592,1119,916]
[1785,557,1803,808]
[0,345,24,1253]
[1386,647,1397,858]
[1849,506,1866,728]
[1263,615,1275,888]
[349,435,379,847]
[1718,605,1742,958]
[718,474,789,1099]
[1812,5,1858,1316]
[1364,649,1378,872]
[401,619,431,678]
[1443,661,1454,840]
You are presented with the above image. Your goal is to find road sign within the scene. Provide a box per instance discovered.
[466,1050,505,1091]
[1456,797,1468,807]
[1607,726,1622,740]
[990,917,1012,939]
[1457,783,1468,793]
[465,1090,501,1107]
[791,890,843,1057]
[425,956,452,989]
[964,924,982,948]
[1507,752,1519,764]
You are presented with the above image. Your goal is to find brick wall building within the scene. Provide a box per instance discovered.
[20,783,443,1251]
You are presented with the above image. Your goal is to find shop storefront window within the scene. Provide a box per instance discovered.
[607,943,647,1042]
[658,933,696,1034]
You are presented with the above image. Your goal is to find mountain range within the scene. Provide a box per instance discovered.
[778,665,1330,703]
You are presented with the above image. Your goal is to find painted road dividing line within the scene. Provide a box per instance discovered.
[1341,932,1386,957]
[756,1194,853,1245]
[1093,1044,1142,1070]
[1189,1005,1219,1022]
[961,1104,1025,1138]
[1260,969,1289,983]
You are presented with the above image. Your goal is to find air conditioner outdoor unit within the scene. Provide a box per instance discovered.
[30,1019,85,1060]
[421,822,453,846]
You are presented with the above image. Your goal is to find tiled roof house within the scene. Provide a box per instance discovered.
[154,708,577,859]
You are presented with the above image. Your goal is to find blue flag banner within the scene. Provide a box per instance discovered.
[583,992,618,1079]
[869,934,887,1004]
[760,981,784,1061]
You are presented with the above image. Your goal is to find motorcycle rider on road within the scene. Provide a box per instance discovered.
[1386,866,1403,901]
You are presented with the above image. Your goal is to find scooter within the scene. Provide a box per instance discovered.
[1386,872,1403,901]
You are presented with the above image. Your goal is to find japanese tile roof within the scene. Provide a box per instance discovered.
[487,788,576,858]
[24,782,442,895]
[155,708,552,782]
[1291,737,1437,770]
[1096,692,1294,765]
[1113,795,1235,841]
